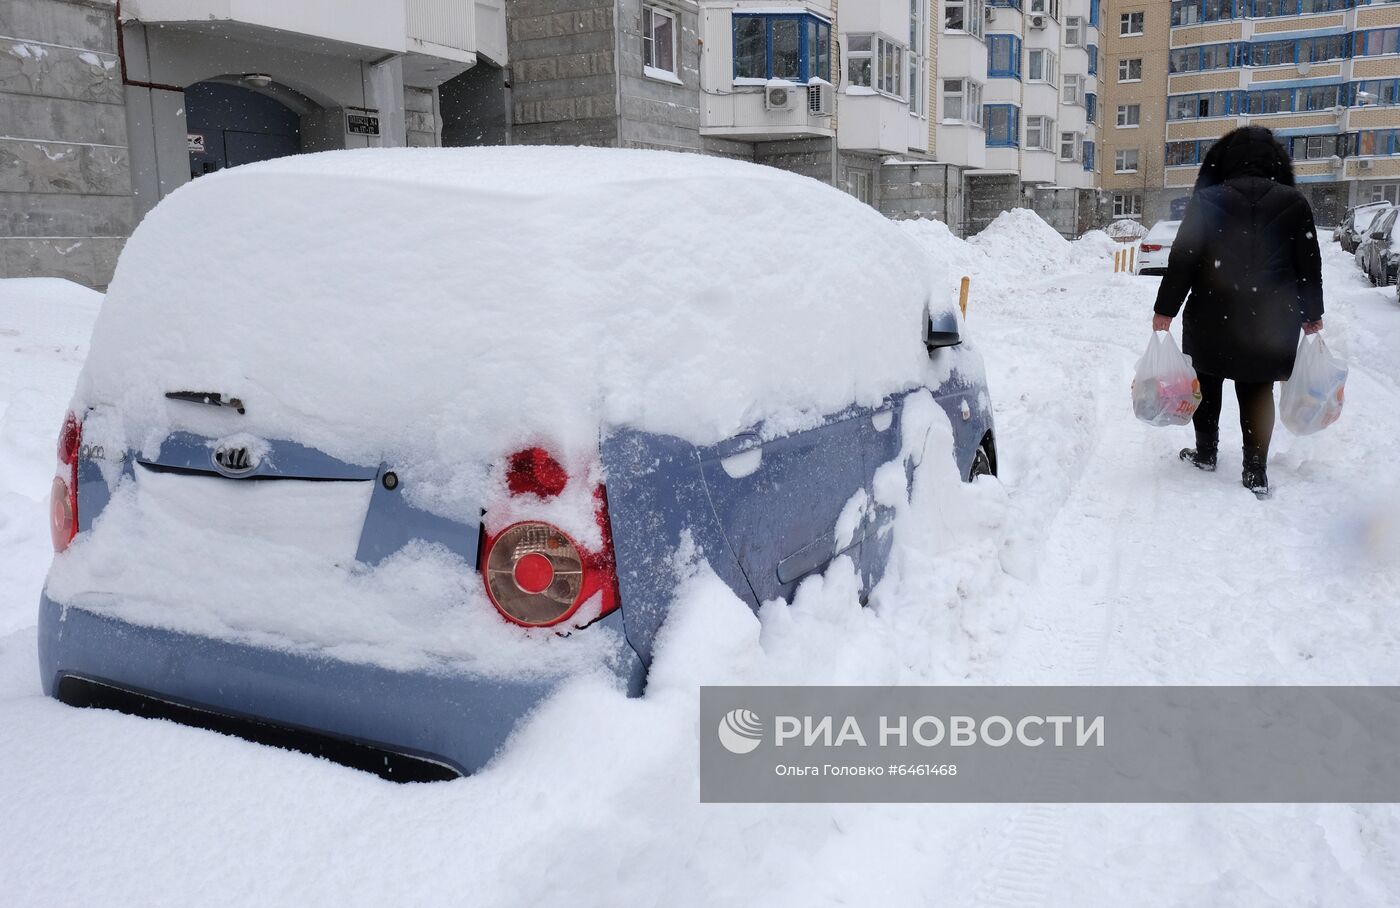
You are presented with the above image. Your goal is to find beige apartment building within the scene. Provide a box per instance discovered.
[1100,1,1171,224]
[1102,0,1400,228]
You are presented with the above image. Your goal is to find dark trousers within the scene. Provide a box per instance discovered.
[1193,372,1275,458]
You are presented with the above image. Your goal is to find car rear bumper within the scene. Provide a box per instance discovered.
[38,592,644,779]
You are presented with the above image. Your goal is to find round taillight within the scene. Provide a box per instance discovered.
[51,475,76,553]
[484,522,584,626]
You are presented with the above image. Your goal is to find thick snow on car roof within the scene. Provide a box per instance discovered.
[78,146,955,520]
[1144,220,1181,242]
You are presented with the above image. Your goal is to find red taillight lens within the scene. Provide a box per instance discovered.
[483,451,621,628]
[1141,243,1163,253]
[51,411,80,552]
[58,411,80,465]
[506,447,568,498]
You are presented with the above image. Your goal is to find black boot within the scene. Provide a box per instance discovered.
[1242,447,1269,499]
[1179,434,1218,472]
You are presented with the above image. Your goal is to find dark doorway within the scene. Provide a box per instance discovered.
[186,81,301,177]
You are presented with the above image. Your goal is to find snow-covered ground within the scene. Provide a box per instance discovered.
[3,217,1399,906]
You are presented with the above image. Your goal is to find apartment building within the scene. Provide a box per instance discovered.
[1102,0,1400,227]
[3,0,507,286]
[937,0,1104,235]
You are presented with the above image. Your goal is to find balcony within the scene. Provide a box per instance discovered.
[123,0,505,83]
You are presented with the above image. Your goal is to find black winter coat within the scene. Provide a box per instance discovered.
[1153,176,1324,383]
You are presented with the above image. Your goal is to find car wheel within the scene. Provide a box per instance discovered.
[969,444,994,481]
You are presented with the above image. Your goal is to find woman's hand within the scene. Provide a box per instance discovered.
[1303,319,1324,335]
[1152,314,1173,332]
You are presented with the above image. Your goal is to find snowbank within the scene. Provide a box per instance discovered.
[0,279,101,635]
[968,207,1072,276]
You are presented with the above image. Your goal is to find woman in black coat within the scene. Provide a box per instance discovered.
[1152,126,1325,498]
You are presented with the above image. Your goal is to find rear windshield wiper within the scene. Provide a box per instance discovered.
[164,391,245,415]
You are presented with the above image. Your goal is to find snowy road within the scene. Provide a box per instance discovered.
[3,223,1399,906]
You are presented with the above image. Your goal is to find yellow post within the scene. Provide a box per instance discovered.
[1114,249,1122,272]
[1129,246,1137,273]
[958,276,970,317]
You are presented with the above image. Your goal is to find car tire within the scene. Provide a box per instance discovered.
[970,444,994,481]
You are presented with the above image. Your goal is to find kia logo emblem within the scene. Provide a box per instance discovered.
[212,445,256,476]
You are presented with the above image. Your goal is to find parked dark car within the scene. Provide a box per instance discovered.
[1358,206,1399,286]
[1339,202,1391,253]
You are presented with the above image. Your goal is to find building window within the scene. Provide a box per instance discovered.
[1118,58,1143,82]
[945,0,987,39]
[1028,48,1057,83]
[1083,139,1095,171]
[1113,192,1143,218]
[1170,42,1243,73]
[1059,130,1083,161]
[1168,90,1243,119]
[1371,184,1400,205]
[1355,80,1400,107]
[1166,139,1213,166]
[941,78,984,124]
[1028,0,1060,16]
[988,34,1022,78]
[1026,114,1054,150]
[848,169,872,204]
[1349,130,1400,156]
[1086,92,1097,123]
[1170,0,1237,27]
[1115,148,1140,172]
[1357,29,1400,58]
[643,6,678,80]
[847,35,905,97]
[1117,103,1141,127]
[1064,16,1083,47]
[1062,73,1084,105]
[910,0,929,116]
[1287,135,1339,161]
[985,104,1020,146]
[1120,11,1144,37]
[733,13,831,83]
[1087,44,1098,75]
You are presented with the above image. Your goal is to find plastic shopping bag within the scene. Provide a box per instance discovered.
[1131,331,1202,427]
[1280,334,1347,435]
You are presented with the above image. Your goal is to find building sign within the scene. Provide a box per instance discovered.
[187,133,206,154]
[346,108,380,137]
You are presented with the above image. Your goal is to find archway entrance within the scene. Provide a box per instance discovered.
[185,80,306,178]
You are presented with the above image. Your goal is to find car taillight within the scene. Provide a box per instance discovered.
[482,450,620,628]
[1141,243,1163,253]
[51,411,81,552]
[506,447,568,498]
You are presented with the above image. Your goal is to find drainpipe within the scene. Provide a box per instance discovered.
[114,0,185,93]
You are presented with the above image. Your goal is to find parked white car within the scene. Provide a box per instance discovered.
[1135,220,1182,276]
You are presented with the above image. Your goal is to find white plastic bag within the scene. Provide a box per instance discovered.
[1132,331,1203,427]
[1280,334,1346,436]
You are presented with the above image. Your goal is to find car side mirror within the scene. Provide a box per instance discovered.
[923,306,962,352]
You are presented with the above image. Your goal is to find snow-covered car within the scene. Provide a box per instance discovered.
[1135,220,1181,276]
[38,148,997,779]
[1357,206,1400,287]
[1338,202,1392,253]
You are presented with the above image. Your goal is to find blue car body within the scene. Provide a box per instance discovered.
[39,361,993,778]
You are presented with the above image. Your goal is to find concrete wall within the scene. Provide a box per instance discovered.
[616,0,702,153]
[878,162,964,231]
[506,0,619,146]
[0,0,133,286]
[965,174,1027,237]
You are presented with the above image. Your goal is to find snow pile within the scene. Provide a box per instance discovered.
[968,207,1073,278]
[0,279,101,635]
[1070,228,1123,270]
[1106,218,1149,240]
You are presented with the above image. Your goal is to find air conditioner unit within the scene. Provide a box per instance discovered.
[984,5,996,20]
[807,79,834,117]
[765,79,798,111]
[1358,159,1374,170]
[1029,14,1048,29]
